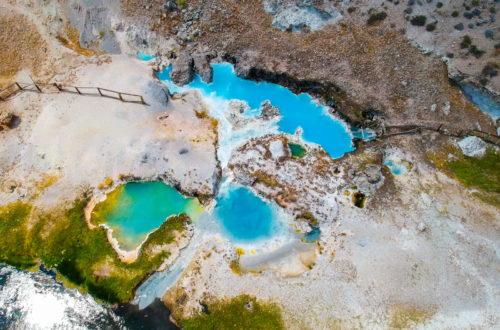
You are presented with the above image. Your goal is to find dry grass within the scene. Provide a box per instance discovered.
[0,13,46,84]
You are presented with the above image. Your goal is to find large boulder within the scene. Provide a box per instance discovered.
[170,51,194,86]
[192,53,213,83]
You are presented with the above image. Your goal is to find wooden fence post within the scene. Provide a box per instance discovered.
[140,96,146,104]
[97,88,103,96]
[15,82,23,91]
[75,87,82,94]
[119,93,124,101]
[34,83,42,93]
[53,83,62,91]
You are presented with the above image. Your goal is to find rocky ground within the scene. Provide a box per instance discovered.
[0,0,499,329]
[164,132,500,329]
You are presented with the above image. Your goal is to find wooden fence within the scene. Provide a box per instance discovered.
[0,81,147,105]
[362,124,500,146]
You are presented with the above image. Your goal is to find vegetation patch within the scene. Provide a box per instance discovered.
[252,171,280,188]
[428,146,500,207]
[389,307,433,329]
[180,295,284,330]
[367,12,388,26]
[352,191,366,208]
[296,211,319,227]
[0,199,189,303]
[410,15,427,26]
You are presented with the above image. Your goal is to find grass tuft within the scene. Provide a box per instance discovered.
[180,295,284,330]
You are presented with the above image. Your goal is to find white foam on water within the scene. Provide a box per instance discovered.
[0,264,122,329]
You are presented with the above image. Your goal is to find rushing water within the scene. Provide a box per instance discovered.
[92,182,203,251]
[0,264,178,329]
[461,83,500,123]
[158,63,353,158]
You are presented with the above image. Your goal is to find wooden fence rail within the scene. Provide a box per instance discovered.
[363,124,500,146]
[0,81,147,105]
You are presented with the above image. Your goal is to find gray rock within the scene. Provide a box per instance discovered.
[260,100,280,120]
[170,51,194,86]
[265,0,342,31]
[164,1,177,11]
[365,164,382,184]
[192,53,213,83]
[66,0,121,53]
[454,23,464,31]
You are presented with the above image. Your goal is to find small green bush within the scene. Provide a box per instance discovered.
[426,23,436,31]
[460,35,472,48]
[436,2,443,8]
[410,15,427,26]
[367,12,388,25]
[470,45,485,58]
[176,0,187,8]
[452,10,459,17]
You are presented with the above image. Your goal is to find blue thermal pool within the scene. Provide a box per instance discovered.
[383,159,408,175]
[91,181,203,251]
[158,63,354,158]
[214,185,282,243]
[136,52,156,61]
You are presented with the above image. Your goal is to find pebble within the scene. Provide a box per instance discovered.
[417,222,427,232]
[401,81,407,86]
[454,23,464,30]
[430,104,437,112]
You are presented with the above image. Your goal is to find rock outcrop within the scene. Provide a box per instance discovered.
[263,0,342,31]
[192,53,214,83]
[170,51,194,86]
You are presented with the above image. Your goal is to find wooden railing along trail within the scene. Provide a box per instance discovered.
[0,81,147,105]
[354,124,500,146]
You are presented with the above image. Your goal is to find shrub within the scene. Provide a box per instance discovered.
[426,23,436,31]
[410,15,427,26]
[436,2,443,8]
[470,45,485,58]
[482,62,499,77]
[176,0,187,8]
[452,10,459,17]
[460,35,472,48]
[367,12,388,25]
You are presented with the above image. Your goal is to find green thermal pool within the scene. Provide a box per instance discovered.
[91,181,203,251]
